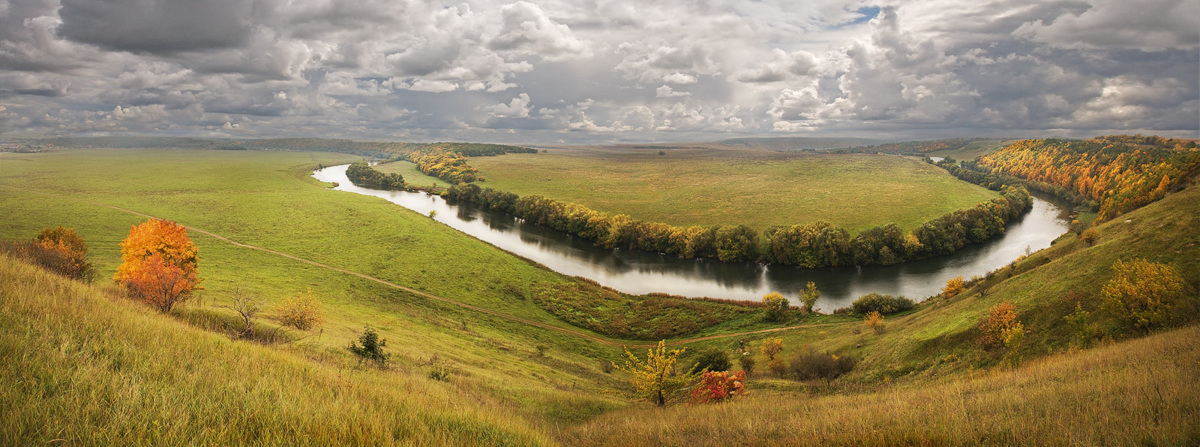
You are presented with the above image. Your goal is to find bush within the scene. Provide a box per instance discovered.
[942,276,966,298]
[277,293,325,330]
[1080,227,1100,245]
[737,354,756,375]
[760,338,783,360]
[7,226,95,281]
[1101,259,1183,333]
[690,371,748,404]
[761,292,789,321]
[865,311,885,334]
[787,347,855,381]
[979,301,1019,349]
[349,326,390,366]
[851,293,914,315]
[691,348,732,373]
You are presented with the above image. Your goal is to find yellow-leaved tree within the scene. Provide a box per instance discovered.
[614,341,700,407]
[114,219,201,312]
[1101,259,1183,333]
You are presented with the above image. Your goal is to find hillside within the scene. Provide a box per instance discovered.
[1,142,1197,444]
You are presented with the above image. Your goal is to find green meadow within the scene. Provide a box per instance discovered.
[1,146,1196,445]
[464,147,999,234]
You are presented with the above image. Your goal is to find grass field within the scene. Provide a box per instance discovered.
[374,159,444,189]
[2,145,1196,444]
[465,148,999,233]
[929,139,1014,161]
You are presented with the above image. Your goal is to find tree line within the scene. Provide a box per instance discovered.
[973,135,1200,221]
[345,162,406,190]
[442,181,1031,266]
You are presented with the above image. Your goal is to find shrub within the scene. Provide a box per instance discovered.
[800,281,821,314]
[21,226,94,281]
[865,311,885,334]
[349,326,390,367]
[979,301,1019,349]
[218,285,261,339]
[1002,322,1025,367]
[1080,227,1100,245]
[277,293,325,330]
[767,359,787,376]
[761,292,789,321]
[692,348,733,373]
[1101,259,1183,333]
[1064,304,1100,349]
[788,347,855,381]
[942,276,966,298]
[851,293,914,315]
[615,341,701,407]
[737,354,756,375]
[690,371,748,404]
[760,338,783,360]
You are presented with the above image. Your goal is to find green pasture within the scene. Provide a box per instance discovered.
[466,148,999,234]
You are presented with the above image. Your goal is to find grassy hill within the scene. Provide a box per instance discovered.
[465,148,997,234]
[1,144,1197,444]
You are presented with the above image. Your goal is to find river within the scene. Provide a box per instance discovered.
[314,164,1071,311]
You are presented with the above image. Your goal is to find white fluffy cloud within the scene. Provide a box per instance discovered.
[0,0,1194,142]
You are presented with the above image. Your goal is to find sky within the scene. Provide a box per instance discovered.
[0,0,1197,144]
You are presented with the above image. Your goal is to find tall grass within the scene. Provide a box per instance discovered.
[561,325,1200,446]
[0,254,554,446]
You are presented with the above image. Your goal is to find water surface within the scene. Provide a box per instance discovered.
[315,165,1070,311]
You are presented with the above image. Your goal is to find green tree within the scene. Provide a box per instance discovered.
[614,341,700,407]
[800,281,821,314]
[691,348,732,373]
[349,326,391,367]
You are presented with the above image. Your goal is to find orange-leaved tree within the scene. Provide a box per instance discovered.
[114,219,201,312]
[26,225,93,280]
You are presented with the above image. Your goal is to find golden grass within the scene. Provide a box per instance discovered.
[0,254,555,446]
[561,325,1200,446]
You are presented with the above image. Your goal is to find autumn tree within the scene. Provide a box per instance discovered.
[690,370,747,404]
[114,219,201,312]
[864,311,885,334]
[761,292,790,321]
[979,301,1019,349]
[13,225,95,280]
[614,341,700,407]
[800,281,821,314]
[1101,259,1184,333]
[760,337,783,360]
[942,276,966,298]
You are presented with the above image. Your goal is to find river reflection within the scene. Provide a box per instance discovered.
[314,165,1071,311]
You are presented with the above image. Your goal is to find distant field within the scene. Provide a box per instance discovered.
[928,139,1013,161]
[468,148,999,233]
[374,160,443,188]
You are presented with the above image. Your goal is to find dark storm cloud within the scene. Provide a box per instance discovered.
[0,0,1195,141]
[57,0,257,54]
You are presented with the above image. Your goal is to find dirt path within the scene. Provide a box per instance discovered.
[3,184,846,348]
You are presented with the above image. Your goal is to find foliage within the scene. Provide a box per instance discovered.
[531,281,754,339]
[276,293,325,331]
[691,348,732,373]
[864,311,885,334]
[1101,259,1184,333]
[737,354,756,376]
[760,338,783,360]
[1002,322,1025,367]
[615,341,701,407]
[850,293,914,315]
[349,326,390,367]
[1080,227,1100,245]
[976,136,1200,220]
[411,151,480,184]
[942,276,966,298]
[2,226,94,281]
[787,347,856,381]
[690,370,747,404]
[114,219,201,312]
[761,292,789,321]
[345,162,405,190]
[979,301,1019,350]
[1064,304,1101,349]
[800,281,822,313]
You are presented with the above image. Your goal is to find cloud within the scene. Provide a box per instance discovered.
[0,0,1193,141]
[482,93,533,118]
